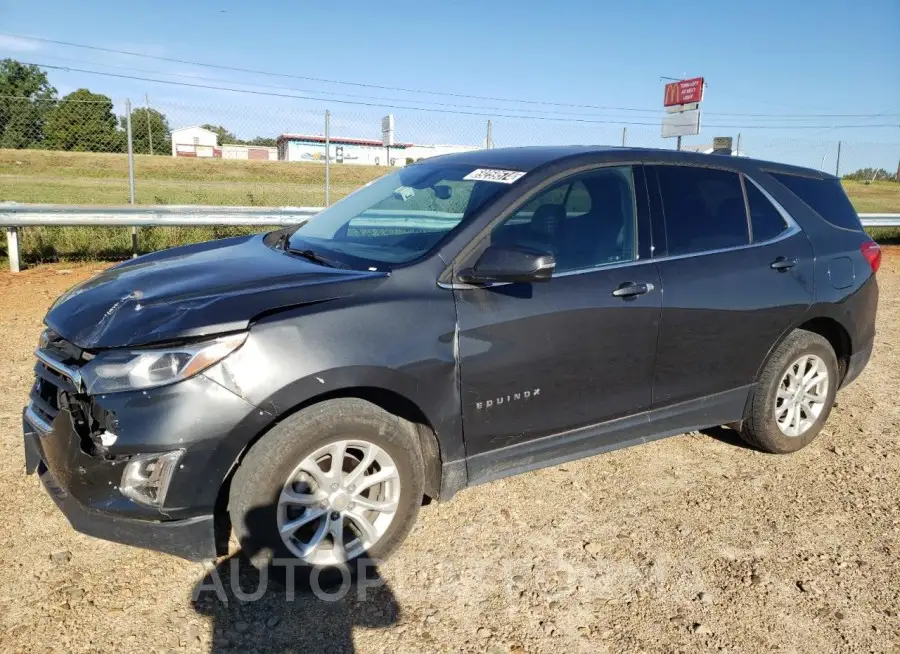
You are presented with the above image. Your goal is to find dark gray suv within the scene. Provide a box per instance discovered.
[23,146,879,569]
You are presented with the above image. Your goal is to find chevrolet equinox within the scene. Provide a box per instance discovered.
[23,147,879,569]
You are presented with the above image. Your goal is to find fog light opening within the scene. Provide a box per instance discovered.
[120,450,184,507]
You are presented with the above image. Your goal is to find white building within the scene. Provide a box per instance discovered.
[276,133,478,166]
[405,143,480,161]
[221,144,278,161]
[171,126,219,158]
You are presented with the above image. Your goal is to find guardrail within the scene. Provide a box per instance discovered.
[1,203,319,273]
[2,203,899,273]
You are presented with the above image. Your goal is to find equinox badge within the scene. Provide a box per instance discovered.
[476,388,541,410]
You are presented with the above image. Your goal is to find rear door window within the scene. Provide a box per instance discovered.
[745,179,789,242]
[653,166,749,256]
[770,173,863,231]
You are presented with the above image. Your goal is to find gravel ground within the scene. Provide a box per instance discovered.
[0,255,898,654]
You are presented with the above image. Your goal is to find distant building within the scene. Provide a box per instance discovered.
[276,133,478,166]
[681,143,747,157]
[171,126,219,158]
[221,143,278,161]
[405,143,480,161]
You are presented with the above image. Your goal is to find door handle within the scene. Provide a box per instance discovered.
[770,257,798,271]
[612,281,654,298]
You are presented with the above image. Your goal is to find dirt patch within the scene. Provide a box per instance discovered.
[0,262,898,653]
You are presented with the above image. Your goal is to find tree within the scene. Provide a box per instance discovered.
[43,89,124,152]
[0,59,57,149]
[120,107,170,155]
[199,124,275,146]
[201,123,237,144]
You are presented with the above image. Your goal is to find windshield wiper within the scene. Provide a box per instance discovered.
[285,247,343,268]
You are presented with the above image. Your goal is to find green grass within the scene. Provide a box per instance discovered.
[0,148,392,262]
[2,148,899,263]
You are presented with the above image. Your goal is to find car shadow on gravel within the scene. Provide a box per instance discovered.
[191,505,399,654]
[699,425,760,451]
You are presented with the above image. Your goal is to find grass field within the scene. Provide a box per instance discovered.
[2,148,899,263]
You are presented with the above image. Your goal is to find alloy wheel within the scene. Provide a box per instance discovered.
[774,354,829,437]
[276,439,401,566]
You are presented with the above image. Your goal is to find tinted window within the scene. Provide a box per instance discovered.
[770,173,862,231]
[745,179,789,242]
[655,166,749,256]
[491,166,637,273]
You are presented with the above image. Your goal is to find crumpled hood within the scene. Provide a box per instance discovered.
[45,234,387,349]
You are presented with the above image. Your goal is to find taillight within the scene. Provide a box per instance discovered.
[861,241,882,274]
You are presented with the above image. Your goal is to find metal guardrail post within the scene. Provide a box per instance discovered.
[6,226,19,273]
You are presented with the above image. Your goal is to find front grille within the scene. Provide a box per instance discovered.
[28,333,85,429]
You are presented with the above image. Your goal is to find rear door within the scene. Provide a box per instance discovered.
[647,164,814,406]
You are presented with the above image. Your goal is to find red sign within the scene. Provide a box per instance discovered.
[664,77,704,107]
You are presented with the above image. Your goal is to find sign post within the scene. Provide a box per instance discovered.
[662,77,704,148]
[382,114,395,167]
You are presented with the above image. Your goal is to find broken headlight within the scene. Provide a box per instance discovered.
[81,333,247,394]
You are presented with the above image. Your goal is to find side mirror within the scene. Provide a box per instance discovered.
[460,245,556,284]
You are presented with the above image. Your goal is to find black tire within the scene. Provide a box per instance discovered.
[228,398,425,579]
[740,329,839,453]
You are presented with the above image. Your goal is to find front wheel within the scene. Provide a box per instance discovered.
[228,398,425,572]
[740,329,839,453]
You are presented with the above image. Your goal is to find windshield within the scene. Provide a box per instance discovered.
[286,163,516,267]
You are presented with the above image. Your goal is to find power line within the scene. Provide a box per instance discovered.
[0,93,106,103]
[24,54,896,123]
[10,54,665,119]
[18,61,899,130]
[4,33,898,120]
[1,34,669,112]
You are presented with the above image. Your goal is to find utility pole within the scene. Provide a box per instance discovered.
[621,127,627,146]
[125,99,137,257]
[145,93,153,155]
[324,110,331,207]
[736,133,741,157]
[835,140,842,178]
[486,120,493,149]
[676,135,682,151]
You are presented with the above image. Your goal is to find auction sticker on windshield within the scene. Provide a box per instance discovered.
[463,168,527,184]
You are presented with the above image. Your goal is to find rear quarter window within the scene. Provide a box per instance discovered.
[769,173,863,231]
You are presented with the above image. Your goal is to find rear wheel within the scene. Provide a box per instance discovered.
[228,398,425,574]
[740,329,838,453]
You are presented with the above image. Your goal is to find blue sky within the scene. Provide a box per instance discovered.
[1,0,898,169]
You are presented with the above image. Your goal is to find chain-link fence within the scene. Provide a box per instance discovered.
[1,94,898,211]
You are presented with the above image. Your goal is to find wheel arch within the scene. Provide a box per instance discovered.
[754,311,853,389]
[212,382,453,552]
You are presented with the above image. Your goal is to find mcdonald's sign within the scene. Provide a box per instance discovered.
[664,77,705,107]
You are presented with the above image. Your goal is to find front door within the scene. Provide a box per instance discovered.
[454,165,662,457]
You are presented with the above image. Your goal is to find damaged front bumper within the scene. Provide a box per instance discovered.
[23,410,217,561]
[23,350,273,562]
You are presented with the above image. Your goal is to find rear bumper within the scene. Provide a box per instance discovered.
[23,412,216,562]
[841,340,873,389]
